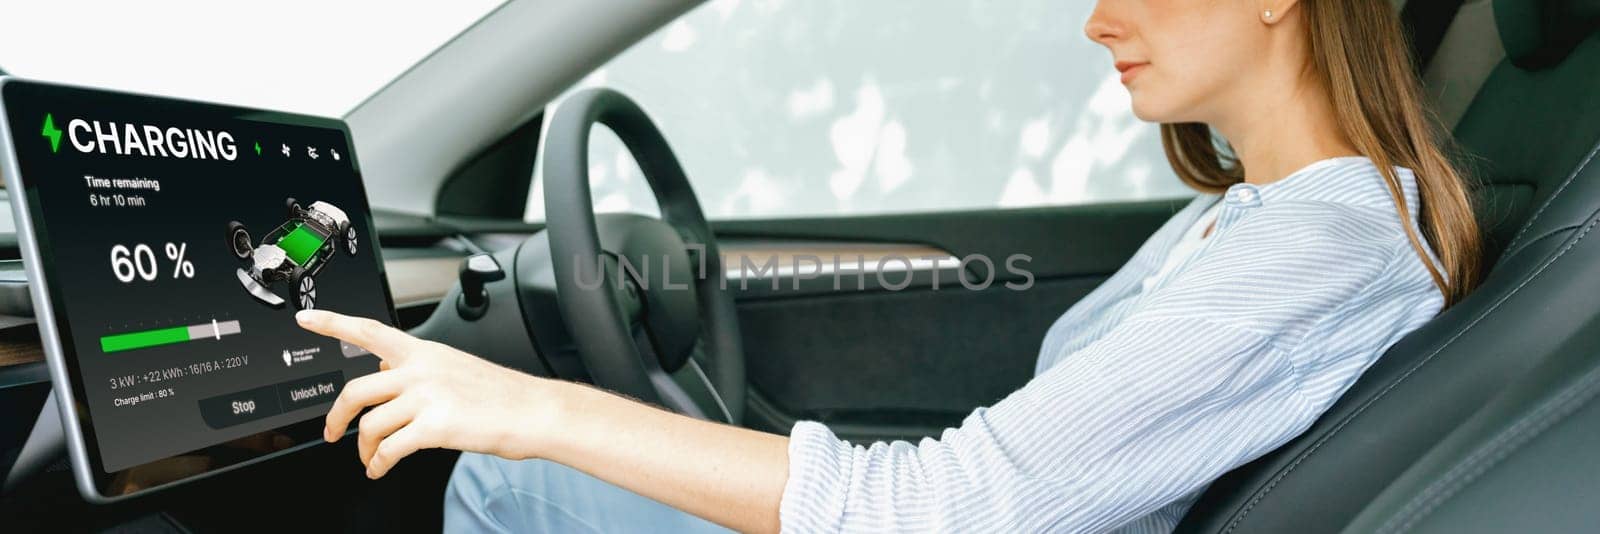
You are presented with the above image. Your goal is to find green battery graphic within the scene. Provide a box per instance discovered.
[100,319,242,353]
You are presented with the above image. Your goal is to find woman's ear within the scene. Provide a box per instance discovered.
[1260,0,1302,25]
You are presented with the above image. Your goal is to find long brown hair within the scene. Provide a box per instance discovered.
[1160,0,1481,307]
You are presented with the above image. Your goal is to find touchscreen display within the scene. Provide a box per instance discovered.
[2,80,393,478]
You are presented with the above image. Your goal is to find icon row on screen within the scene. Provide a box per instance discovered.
[265,143,341,162]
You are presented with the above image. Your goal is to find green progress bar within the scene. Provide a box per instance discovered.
[100,319,243,353]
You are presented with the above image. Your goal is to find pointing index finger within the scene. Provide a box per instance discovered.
[296,310,412,363]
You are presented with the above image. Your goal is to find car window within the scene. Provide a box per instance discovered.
[0,1,506,117]
[526,0,1191,222]
[0,192,13,233]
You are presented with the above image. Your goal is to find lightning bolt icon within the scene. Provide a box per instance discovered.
[41,113,62,153]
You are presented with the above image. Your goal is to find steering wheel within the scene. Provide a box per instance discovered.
[540,88,745,424]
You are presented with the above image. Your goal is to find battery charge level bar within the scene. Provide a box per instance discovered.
[100,319,242,353]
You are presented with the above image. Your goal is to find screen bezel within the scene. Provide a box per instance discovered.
[0,76,401,503]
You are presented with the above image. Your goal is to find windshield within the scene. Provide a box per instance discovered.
[0,1,505,234]
[0,1,505,117]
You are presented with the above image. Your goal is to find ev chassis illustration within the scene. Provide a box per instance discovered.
[228,198,357,310]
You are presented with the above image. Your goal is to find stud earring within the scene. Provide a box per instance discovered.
[1264,9,1273,19]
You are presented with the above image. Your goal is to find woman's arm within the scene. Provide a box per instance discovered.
[306,204,1414,532]
[542,378,789,533]
[298,310,788,534]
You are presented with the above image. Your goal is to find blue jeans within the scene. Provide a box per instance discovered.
[444,452,734,533]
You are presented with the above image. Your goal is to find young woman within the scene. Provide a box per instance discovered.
[297,0,1480,531]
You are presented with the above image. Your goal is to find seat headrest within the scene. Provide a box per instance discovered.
[1496,0,1600,69]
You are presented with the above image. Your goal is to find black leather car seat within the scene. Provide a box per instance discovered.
[1452,0,1600,263]
[1340,308,1600,534]
[1174,1,1600,532]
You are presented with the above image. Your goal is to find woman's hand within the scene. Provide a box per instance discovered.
[299,309,788,532]
[296,309,555,479]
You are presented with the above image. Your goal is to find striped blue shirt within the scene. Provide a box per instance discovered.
[778,157,1445,533]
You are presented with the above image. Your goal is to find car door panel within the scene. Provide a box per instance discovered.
[712,198,1184,441]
